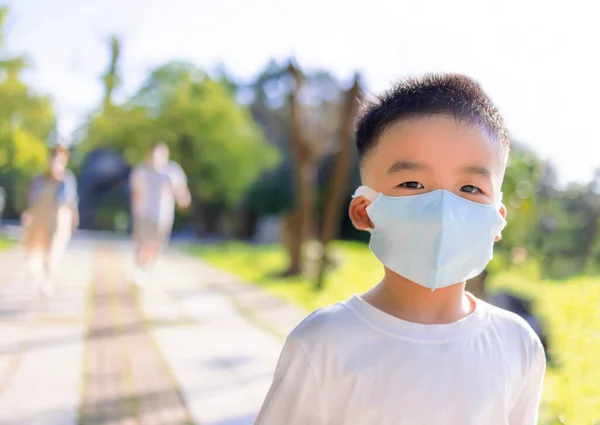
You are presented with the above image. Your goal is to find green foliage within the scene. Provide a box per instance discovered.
[0,234,12,250]
[487,144,600,280]
[101,36,121,111]
[92,187,129,231]
[0,7,55,216]
[499,145,542,249]
[196,242,600,424]
[244,161,294,215]
[79,61,279,209]
[530,180,600,279]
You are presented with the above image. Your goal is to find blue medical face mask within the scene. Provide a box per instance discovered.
[353,186,507,290]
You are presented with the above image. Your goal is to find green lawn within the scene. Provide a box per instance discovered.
[0,235,13,251]
[194,241,600,425]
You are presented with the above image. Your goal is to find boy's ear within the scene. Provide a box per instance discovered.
[349,196,374,231]
[494,203,507,242]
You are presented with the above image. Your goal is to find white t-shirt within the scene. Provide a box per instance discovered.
[255,294,546,425]
[130,161,188,225]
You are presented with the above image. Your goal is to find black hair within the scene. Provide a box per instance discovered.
[355,73,509,161]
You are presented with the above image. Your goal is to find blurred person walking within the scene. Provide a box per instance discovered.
[130,142,191,287]
[22,146,79,296]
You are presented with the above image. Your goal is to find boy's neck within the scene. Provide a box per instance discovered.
[362,268,474,325]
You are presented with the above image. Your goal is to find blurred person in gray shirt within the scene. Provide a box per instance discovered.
[130,142,191,287]
[22,146,79,296]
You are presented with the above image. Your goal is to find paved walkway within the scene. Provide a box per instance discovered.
[0,237,305,425]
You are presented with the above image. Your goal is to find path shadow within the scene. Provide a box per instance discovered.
[0,388,186,425]
[0,374,269,425]
[200,281,292,312]
[197,355,253,370]
[164,286,215,298]
[0,318,194,354]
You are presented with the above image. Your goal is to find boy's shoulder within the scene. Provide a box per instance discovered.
[288,299,360,347]
[287,295,544,356]
[480,297,543,349]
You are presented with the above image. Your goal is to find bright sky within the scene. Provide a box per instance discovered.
[2,0,598,186]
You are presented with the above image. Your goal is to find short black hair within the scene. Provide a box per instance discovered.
[356,73,509,161]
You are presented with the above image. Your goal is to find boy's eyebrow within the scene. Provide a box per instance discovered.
[461,165,492,178]
[387,160,428,175]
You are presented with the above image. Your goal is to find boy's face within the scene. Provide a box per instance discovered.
[351,115,507,230]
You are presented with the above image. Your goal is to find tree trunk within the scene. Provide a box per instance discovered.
[281,63,317,277]
[315,75,362,290]
[102,37,121,113]
[281,211,302,276]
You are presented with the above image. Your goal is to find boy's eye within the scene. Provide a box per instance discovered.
[399,181,424,189]
[461,185,481,194]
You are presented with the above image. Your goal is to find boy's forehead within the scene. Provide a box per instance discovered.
[363,116,506,177]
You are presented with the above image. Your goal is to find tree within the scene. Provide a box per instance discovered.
[240,60,368,275]
[549,183,600,276]
[101,36,121,112]
[282,63,319,275]
[314,74,362,290]
[470,143,600,283]
[0,7,55,217]
[245,59,291,153]
[79,59,278,233]
[469,144,543,296]
[496,144,543,254]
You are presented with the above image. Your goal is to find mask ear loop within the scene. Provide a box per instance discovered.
[496,192,504,208]
[352,186,379,233]
[494,192,507,241]
[352,185,379,202]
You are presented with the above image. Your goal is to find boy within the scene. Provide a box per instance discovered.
[255,74,546,424]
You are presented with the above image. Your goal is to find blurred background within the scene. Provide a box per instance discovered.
[0,1,598,424]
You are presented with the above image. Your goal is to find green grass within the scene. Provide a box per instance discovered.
[0,235,13,251]
[194,241,600,425]
[194,241,382,312]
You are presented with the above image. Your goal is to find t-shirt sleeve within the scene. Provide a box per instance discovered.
[509,339,546,425]
[254,336,322,425]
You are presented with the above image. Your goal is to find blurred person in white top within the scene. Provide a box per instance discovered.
[255,74,545,425]
[129,142,191,286]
